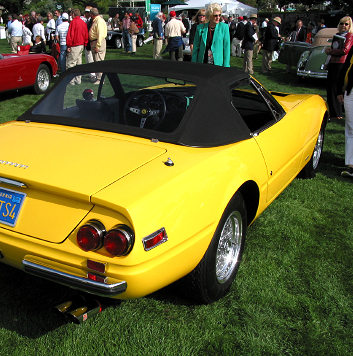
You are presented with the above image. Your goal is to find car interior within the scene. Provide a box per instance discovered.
[42,72,198,133]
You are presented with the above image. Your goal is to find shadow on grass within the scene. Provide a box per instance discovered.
[0,264,122,338]
[0,87,35,101]
[0,262,194,338]
[147,277,200,306]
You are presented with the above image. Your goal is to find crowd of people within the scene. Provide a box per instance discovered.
[4,4,353,178]
[5,7,108,83]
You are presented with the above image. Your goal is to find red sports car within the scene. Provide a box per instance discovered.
[0,52,58,94]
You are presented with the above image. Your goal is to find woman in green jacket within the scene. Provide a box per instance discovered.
[191,3,230,67]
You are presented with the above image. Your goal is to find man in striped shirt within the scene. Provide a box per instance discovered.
[55,12,69,73]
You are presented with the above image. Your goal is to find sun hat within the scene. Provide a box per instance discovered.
[250,14,257,19]
[62,12,69,20]
[273,16,282,25]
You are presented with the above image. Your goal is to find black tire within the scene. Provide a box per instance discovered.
[137,36,144,47]
[299,120,325,178]
[187,192,247,304]
[114,36,122,49]
[34,64,51,94]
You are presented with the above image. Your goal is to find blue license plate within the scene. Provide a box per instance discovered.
[0,187,26,227]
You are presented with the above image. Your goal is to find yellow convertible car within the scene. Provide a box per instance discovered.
[0,60,327,304]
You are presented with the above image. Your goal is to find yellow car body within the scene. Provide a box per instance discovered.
[0,60,327,303]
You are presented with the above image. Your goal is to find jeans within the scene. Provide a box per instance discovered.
[59,45,67,73]
[122,30,131,52]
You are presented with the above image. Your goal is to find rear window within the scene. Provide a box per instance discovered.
[32,72,197,133]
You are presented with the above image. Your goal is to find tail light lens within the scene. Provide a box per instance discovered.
[77,220,105,252]
[104,225,134,256]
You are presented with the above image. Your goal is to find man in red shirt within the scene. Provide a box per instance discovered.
[66,8,88,84]
[134,12,144,34]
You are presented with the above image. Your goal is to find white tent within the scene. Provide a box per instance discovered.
[170,0,257,16]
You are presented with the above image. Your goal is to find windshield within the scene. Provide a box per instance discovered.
[32,72,197,133]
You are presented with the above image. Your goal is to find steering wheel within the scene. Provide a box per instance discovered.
[123,89,167,129]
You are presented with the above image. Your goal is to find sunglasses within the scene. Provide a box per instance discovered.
[340,22,349,26]
[213,14,221,18]
[198,14,205,17]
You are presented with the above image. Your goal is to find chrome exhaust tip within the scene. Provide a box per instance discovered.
[54,295,102,324]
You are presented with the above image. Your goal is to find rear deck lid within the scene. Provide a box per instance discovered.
[0,122,166,242]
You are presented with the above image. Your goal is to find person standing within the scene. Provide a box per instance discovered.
[129,17,139,55]
[5,15,13,44]
[66,9,88,84]
[82,7,95,80]
[325,16,353,120]
[22,23,33,46]
[27,11,37,32]
[110,13,122,30]
[242,14,258,75]
[164,11,186,61]
[32,16,46,43]
[152,12,164,59]
[54,9,63,28]
[189,9,206,54]
[122,12,132,53]
[55,12,69,73]
[289,19,306,42]
[191,3,230,67]
[89,8,107,84]
[135,12,144,34]
[232,16,246,57]
[261,17,282,73]
[337,43,353,177]
[181,14,189,37]
[46,12,56,49]
[8,14,23,53]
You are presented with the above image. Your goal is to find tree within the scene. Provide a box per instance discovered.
[3,0,28,14]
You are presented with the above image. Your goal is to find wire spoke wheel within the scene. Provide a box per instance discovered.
[312,129,324,170]
[215,211,243,284]
[187,192,247,303]
[35,64,51,94]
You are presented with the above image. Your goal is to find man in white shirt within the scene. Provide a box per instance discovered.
[32,16,46,43]
[164,11,186,61]
[8,14,23,53]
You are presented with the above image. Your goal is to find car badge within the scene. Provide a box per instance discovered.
[0,160,29,169]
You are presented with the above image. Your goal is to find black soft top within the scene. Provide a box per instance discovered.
[20,60,252,147]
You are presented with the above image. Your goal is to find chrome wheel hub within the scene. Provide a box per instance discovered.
[215,211,242,284]
[312,130,323,170]
[37,69,50,92]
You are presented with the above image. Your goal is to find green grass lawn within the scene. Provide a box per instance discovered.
[0,39,352,355]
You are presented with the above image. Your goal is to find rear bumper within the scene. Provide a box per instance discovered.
[22,259,127,297]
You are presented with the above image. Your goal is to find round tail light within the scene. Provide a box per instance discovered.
[77,220,105,252]
[104,225,134,256]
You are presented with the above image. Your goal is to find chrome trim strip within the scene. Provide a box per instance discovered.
[0,177,27,188]
[22,260,127,297]
[297,70,327,79]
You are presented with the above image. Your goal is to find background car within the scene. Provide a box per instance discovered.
[279,28,336,79]
[0,52,58,94]
[106,30,145,49]
[0,60,327,306]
